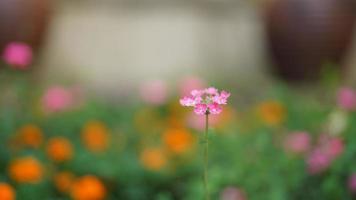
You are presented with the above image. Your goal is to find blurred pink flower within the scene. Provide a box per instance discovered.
[306,134,344,175]
[337,87,356,111]
[140,80,168,105]
[323,137,344,159]
[283,131,311,154]
[42,86,75,113]
[306,149,331,175]
[348,173,356,193]
[220,186,247,200]
[2,42,33,69]
[180,87,230,115]
[179,76,206,96]
[194,104,208,115]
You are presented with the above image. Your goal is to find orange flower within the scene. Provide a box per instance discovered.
[17,124,43,148]
[163,129,194,154]
[8,157,43,183]
[46,137,73,162]
[71,175,106,200]
[140,148,167,171]
[82,121,109,152]
[54,171,75,193]
[0,183,15,200]
[258,101,286,126]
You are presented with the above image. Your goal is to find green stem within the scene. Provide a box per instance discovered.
[204,113,209,200]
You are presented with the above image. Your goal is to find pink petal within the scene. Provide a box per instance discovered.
[180,97,196,107]
[213,95,227,105]
[194,104,207,115]
[208,103,222,115]
[220,91,231,98]
[212,90,230,105]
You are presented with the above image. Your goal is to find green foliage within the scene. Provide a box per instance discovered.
[0,75,354,199]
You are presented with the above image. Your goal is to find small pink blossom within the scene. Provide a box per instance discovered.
[194,104,208,115]
[140,80,168,105]
[42,86,76,113]
[2,42,33,69]
[323,137,344,159]
[180,97,196,107]
[213,91,230,105]
[306,149,331,174]
[208,103,222,115]
[283,131,311,154]
[220,186,247,200]
[348,174,356,193]
[306,134,344,175]
[180,87,230,115]
[337,87,356,111]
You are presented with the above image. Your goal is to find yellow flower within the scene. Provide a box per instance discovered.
[257,101,286,126]
[54,171,75,193]
[8,157,43,183]
[162,129,194,154]
[140,148,167,171]
[0,183,15,200]
[71,175,106,200]
[82,121,110,152]
[46,137,73,162]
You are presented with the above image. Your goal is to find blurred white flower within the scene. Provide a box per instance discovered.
[325,109,348,136]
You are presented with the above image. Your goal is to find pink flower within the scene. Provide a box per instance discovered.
[306,134,344,175]
[180,87,230,115]
[140,80,168,105]
[194,104,208,115]
[337,87,356,111]
[213,91,230,105]
[208,103,222,115]
[306,149,331,174]
[323,137,344,159]
[283,131,311,154]
[2,42,33,69]
[42,86,75,113]
[179,76,206,96]
[348,174,356,193]
[220,186,247,200]
[180,97,196,107]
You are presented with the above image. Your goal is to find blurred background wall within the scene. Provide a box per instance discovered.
[5,0,354,93]
[38,0,268,94]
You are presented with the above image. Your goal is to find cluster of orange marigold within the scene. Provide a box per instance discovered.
[3,120,111,200]
[139,127,196,171]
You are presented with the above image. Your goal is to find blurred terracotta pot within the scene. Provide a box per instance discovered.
[264,0,356,81]
[0,0,50,52]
